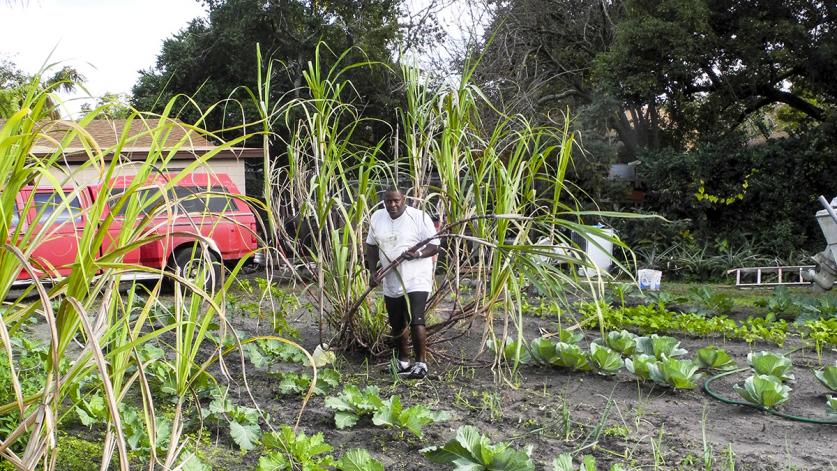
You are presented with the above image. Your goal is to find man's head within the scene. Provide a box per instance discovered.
[383,187,407,219]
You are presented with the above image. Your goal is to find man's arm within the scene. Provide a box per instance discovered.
[403,243,439,260]
[365,243,381,286]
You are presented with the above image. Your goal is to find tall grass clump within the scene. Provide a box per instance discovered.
[0,66,289,470]
[262,44,632,375]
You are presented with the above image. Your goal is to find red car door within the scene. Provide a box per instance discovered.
[96,184,149,267]
[21,188,85,279]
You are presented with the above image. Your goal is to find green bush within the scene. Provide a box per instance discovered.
[614,129,835,278]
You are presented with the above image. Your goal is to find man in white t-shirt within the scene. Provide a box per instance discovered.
[365,187,439,379]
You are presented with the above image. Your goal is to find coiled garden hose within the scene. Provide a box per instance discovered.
[703,368,837,425]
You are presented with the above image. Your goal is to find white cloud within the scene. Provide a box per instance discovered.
[0,0,207,117]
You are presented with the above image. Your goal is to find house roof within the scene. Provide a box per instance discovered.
[0,118,262,160]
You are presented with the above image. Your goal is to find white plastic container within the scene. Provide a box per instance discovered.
[577,227,615,277]
[637,269,662,291]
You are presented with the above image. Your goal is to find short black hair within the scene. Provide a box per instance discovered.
[383,185,402,195]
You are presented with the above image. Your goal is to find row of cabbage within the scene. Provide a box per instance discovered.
[491,331,837,414]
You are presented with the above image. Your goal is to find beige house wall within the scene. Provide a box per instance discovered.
[49,158,248,194]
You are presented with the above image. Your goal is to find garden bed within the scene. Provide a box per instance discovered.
[151,281,837,470]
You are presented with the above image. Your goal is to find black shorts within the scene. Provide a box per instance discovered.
[384,291,428,327]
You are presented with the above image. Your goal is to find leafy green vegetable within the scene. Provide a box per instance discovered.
[734,374,791,408]
[324,385,385,429]
[528,338,591,370]
[603,330,637,355]
[589,343,623,375]
[554,343,592,371]
[202,391,262,451]
[688,286,734,316]
[635,334,688,360]
[578,302,790,346]
[748,351,794,382]
[813,364,837,391]
[552,454,574,471]
[625,354,657,381]
[827,395,837,416]
[276,369,341,396]
[336,449,384,471]
[257,425,334,471]
[529,337,558,366]
[487,337,531,365]
[421,425,535,470]
[230,421,261,452]
[552,453,604,471]
[695,346,737,371]
[372,396,451,438]
[557,328,584,345]
[647,357,703,389]
[256,339,308,364]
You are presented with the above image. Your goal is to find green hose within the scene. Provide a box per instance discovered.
[703,368,837,425]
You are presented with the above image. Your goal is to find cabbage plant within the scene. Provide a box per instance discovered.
[695,346,737,371]
[748,351,794,382]
[529,337,558,366]
[487,337,531,365]
[625,354,657,381]
[554,343,592,371]
[589,343,623,375]
[635,335,688,360]
[557,328,584,345]
[603,330,637,355]
[827,395,837,416]
[813,364,837,391]
[734,374,791,408]
[421,425,535,470]
[647,357,703,389]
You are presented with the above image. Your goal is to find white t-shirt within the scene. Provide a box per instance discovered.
[366,206,439,297]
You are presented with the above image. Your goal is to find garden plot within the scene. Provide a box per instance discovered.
[51,280,827,471]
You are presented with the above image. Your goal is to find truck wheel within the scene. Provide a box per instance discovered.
[171,244,223,294]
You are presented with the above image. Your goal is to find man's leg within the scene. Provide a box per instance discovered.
[406,291,429,377]
[384,295,410,363]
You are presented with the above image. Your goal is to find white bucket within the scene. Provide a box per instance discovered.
[577,228,615,277]
[637,269,662,291]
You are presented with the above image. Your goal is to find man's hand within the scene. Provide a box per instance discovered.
[402,248,422,260]
[368,271,381,287]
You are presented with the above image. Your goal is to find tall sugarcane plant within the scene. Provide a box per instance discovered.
[0,67,284,470]
[263,45,631,367]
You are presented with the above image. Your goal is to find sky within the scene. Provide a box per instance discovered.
[0,0,207,117]
[0,0,487,118]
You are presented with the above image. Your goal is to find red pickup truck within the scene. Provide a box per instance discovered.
[10,173,259,291]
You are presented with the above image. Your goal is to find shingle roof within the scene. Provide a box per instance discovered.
[0,118,261,159]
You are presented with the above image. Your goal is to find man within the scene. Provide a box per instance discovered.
[365,187,439,379]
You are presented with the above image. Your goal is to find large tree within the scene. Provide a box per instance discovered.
[132,0,405,144]
[476,0,837,159]
[0,59,85,119]
[596,0,836,142]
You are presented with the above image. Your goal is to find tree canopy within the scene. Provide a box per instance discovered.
[131,0,407,144]
[477,0,837,159]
